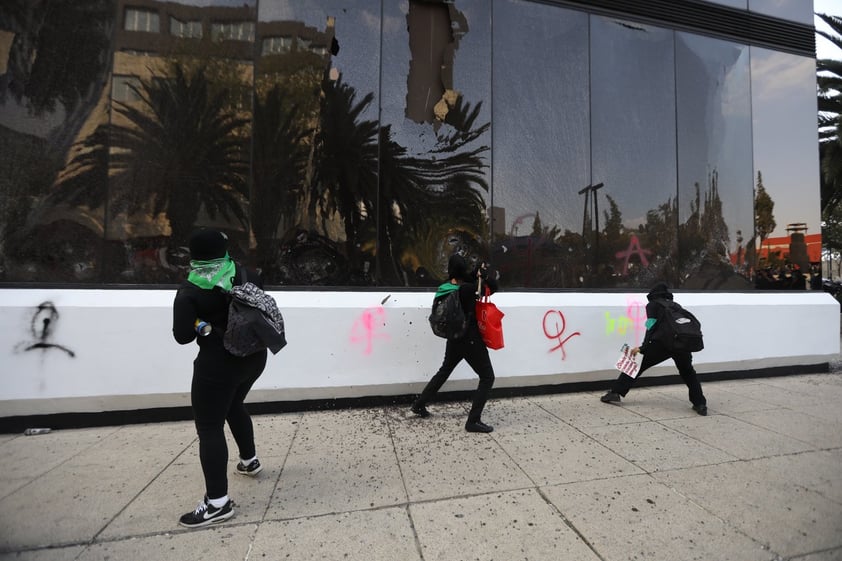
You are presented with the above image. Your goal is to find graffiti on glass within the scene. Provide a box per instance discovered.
[615,235,653,276]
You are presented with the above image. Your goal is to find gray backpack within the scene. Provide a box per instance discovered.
[223,269,287,357]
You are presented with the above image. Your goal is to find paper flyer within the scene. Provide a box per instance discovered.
[615,343,640,378]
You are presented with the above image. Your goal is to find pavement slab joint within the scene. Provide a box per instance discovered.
[1,371,840,560]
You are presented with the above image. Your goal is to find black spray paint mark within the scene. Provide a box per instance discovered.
[16,301,76,357]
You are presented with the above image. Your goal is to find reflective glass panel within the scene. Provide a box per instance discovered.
[491,0,589,288]
[675,33,753,289]
[751,47,821,287]
[102,0,257,283]
[254,0,380,286]
[0,0,115,282]
[380,0,492,286]
[749,0,814,25]
[590,16,678,288]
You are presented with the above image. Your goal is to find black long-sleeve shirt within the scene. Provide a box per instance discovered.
[172,264,263,354]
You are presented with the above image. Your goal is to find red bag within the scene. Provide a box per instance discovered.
[475,285,504,350]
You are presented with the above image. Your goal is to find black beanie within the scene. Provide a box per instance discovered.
[189,229,228,260]
[447,254,469,280]
[647,281,673,301]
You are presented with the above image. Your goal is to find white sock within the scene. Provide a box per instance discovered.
[240,455,257,466]
[208,495,229,508]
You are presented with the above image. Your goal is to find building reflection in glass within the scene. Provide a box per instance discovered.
[0,0,823,291]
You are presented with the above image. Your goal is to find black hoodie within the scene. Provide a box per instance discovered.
[646,282,673,302]
[640,282,673,353]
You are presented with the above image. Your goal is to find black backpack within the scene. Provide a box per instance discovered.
[653,299,704,352]
[429,286,467,340]
[223,268,287,357]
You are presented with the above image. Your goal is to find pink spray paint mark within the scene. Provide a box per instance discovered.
[350,306,390,355]
[543,310,581,361]
[625,297,647,347]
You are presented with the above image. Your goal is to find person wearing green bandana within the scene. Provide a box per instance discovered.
[411,253,499,433]
[172,229,267,528]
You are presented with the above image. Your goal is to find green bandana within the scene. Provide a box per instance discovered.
[435,282,460,298]
[187,254,236,291]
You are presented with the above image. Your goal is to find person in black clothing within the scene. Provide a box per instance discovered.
[172,229,267,528]
[600,282,708,416]
[411,254,499,433]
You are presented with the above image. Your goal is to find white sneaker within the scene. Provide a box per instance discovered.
[235,458,263,476]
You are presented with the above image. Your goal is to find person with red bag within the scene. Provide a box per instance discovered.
[411,254,499,433]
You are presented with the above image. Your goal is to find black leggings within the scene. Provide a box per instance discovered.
[417,335,495,423]
[610,343,705,407]
[191,350,266,499]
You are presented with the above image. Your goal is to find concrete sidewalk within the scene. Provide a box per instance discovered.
[1,372,841,561]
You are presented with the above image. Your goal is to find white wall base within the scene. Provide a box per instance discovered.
[1,289,838,418]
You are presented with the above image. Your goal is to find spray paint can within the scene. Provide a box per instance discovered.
[194,319,212,336]
[24,428,51,435]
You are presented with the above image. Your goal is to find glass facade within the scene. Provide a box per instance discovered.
[0,0,821,289]
[675,33,753,290]
[492,2,589,288]
[750,47,821,283]
[590,16,678,289]
[749,0,814,25]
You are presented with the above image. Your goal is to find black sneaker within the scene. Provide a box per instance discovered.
[465,421,494,433]
[178,496,234,528]
[411,403,431,418]
[236,458,263,477]
[600,391,621,404]
[692,404,708,416]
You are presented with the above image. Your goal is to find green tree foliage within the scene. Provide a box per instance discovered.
[251,85,311,271]
[602,194,623,246]
[701,170,730,257]
[816,13,842,215]
[112,66,250,246]
[304,72,490,284]
[0,0,113,150]
[823,202,842,255]
[309,75,379,263]
[754,171,776,253]
[54,65,249,248]
[642,198,677,259]
[529,212,562,242]
[372,97,489,285]
[0,0,113,268]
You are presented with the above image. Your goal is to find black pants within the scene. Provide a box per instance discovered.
[191,350,266,499]
[610,343,705,407]
[417,335,495,423]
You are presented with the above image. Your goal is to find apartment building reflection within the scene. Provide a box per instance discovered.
[104,1,336,273]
